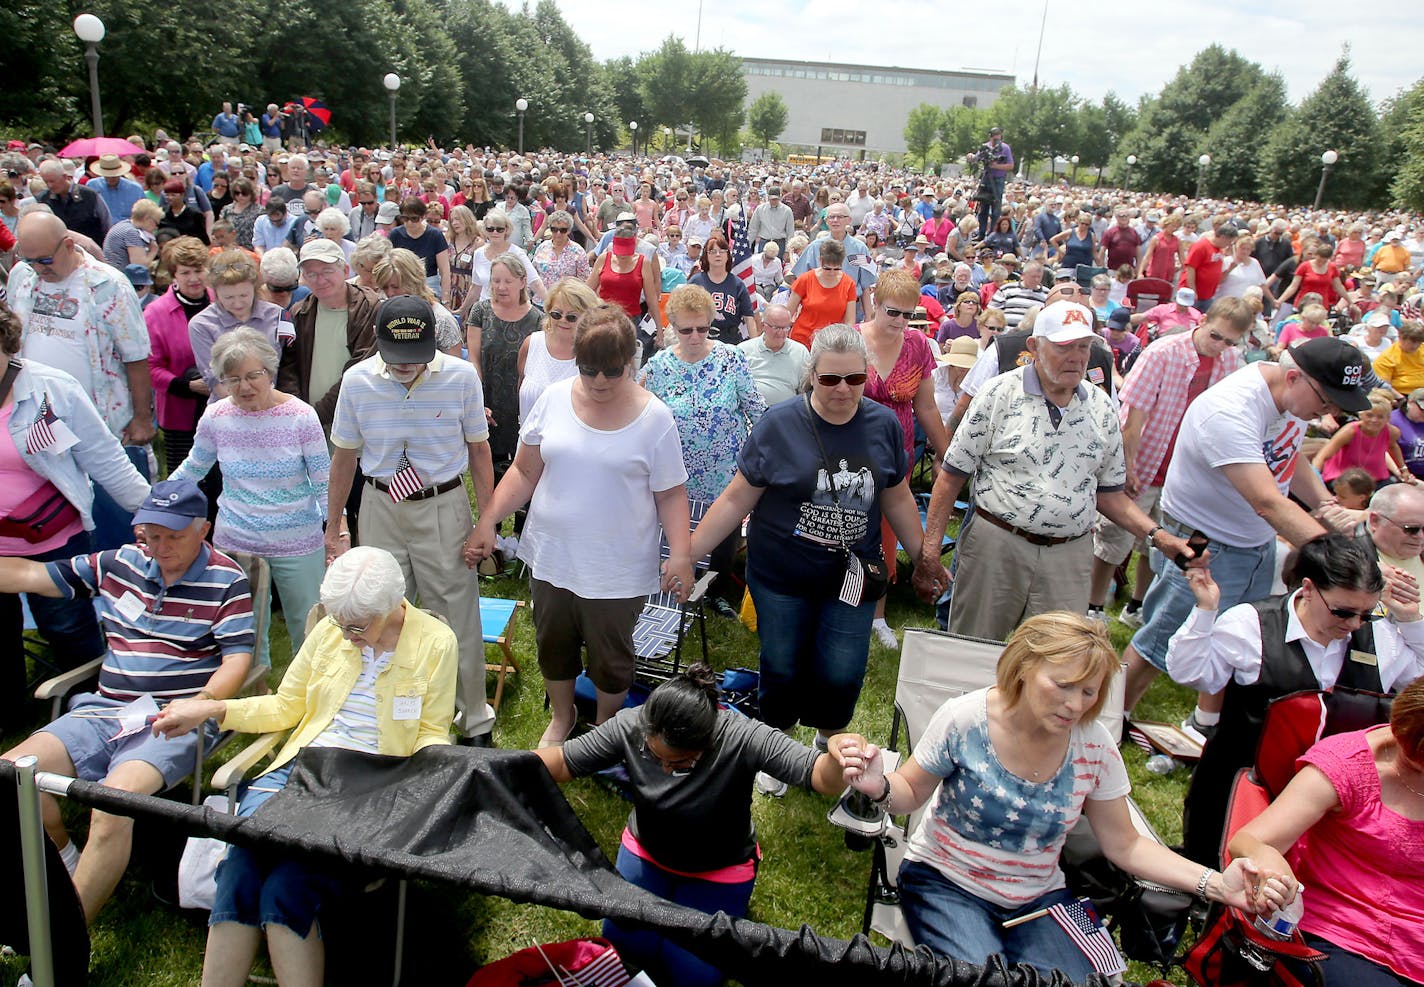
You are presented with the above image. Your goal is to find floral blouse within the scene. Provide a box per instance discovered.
[638,343,767,503]
[532,238,592,284]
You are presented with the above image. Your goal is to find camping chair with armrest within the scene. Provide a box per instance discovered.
[1181,686,1395,987]
[631,499,717,688]
[1126,277,1174,314]
[33,550,273,806]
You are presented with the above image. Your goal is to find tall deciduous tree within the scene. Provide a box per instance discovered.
[1199,73,1287,201]
[1384,78,1424,210]
[747,92,788,149]
[903,104,942,170]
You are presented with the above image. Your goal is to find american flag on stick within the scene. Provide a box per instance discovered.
[387,447,425,503]
[25,393,59,454]
[1049,898,1125,976]
[727,214,755,291]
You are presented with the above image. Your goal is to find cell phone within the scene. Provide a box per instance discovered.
[1174,530,1210,571]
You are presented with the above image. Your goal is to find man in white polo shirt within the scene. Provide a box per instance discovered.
[914,301,1194,641]
[737,303,807,406]
[325,296,495,744]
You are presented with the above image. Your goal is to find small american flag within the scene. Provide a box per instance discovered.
[25,394,58,454]
[1049,898,1125,976]
[727,214,755,291]
[386,447,425,503]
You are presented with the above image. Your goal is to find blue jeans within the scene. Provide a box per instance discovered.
[604,844,756,987]
[91,445,152,551]
[746,570,876,730]
[1129,527,1276,672]
[898,860,1096,981]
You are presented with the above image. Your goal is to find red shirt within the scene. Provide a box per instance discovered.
[1296,261,1342,308]
[1102,225,1141,270]
[1152,355,1216,487]
[1180,238,1225,300]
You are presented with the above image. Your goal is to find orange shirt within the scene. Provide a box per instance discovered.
[790,270,857,347]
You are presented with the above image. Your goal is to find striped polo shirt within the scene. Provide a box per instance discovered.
[330,351,489,484]
[46,544,255,702]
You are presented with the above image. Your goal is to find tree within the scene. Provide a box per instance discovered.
[686,48,747,148]
[637,36,693,131]
[1258,53,1384,208]
[1199,74,1287,201]
[903,104,942,170]
[988,83,1080,176]
[940,105,987,168]
[747,92,788,150]
[604,56,646,137]
[1381,77,1424,210]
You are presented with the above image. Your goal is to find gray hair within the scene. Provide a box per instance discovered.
[1371,482,1424,518]
[260,246,299,285]
[210,325,279,379]
[351,234,391,270]
[545,209,574,231]
[801,323,867,389]
[320,546,406,624]
[317,206,349,236]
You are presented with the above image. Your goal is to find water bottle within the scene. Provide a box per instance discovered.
[1253,887,1305,940]
[1145,754,1180,775]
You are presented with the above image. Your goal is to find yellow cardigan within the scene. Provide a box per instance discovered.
[220,601,458,772]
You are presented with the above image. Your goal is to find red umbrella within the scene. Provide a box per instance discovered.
[56,137,147,158]
[284,98,332,132]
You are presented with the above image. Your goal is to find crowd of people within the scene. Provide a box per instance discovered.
[2,116,1424,987]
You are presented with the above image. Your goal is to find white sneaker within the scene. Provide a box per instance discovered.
[872,620,898,649]
[755,770,788,797]
[1117,607,1144,629]
[1086,608,1108,624]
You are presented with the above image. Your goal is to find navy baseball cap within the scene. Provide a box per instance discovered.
[132,479,208,529]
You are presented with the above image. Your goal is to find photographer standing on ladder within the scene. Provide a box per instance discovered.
[974,126,1015,237]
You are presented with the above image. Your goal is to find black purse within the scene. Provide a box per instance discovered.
[802,395,889,606]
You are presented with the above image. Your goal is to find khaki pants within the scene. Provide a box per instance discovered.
[948,514,1094,641]
[359,483,490,736]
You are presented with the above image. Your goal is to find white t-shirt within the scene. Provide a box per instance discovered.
[517,377,688,599]
[18,268,92,387]
[1217,257,1267,299]
[1161,364,1304,547]
[905,688,1130,908]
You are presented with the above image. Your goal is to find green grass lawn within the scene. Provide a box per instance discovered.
[2,535,1199,986]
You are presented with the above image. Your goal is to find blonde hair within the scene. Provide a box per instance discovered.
[1367,388,1394,416]
[666,282,715,329]
[373,248,434,302]
[1299,303,1328,326]
[996,612,1118,723]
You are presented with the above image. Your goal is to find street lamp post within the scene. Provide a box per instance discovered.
[73,14,106,138]
[1070,154,1080,184]
[629,121,638,157]
[663,126,671,154]
[1314,149,1339,210]
[383,73,400,148]
[1196,153,1211,199]
[584,112,594,156]
[515,97,528,155]
[1124,154,1137,189]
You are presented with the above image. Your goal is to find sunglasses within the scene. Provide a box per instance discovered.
[578,364,627,378]
[546,309,580,324]
[1206,330,1241,344]
[882,305,915,320]
[549,226,570,233]
[1315,589,1381,623]
[485,225,506,232]
[267,283,297,293]
[21,251,62,266]
[676,325,712,336]
[816,372,868,386]
[1382,515,1424,537]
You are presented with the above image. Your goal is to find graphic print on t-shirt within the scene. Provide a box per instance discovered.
[1263,417,1303,489]
[794,454,874,548]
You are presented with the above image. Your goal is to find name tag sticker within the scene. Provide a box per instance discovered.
[115,592,146,622]
[392,695,422,720]
[1349,650,1378,667]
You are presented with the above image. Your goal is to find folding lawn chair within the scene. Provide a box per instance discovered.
[1126,277,1174,313]
[480,596,523,712]
[631,500,717,688]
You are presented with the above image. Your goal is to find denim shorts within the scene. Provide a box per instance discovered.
[42,692,212,789]
[1130,526,1276,672]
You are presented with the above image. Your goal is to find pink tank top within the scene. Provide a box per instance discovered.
[1322,421,1392,483]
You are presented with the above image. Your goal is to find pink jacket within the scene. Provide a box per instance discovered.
[144,287,205,431]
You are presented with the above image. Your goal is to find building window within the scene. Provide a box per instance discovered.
[963,96,977,108]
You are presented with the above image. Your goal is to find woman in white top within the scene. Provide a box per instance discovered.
[464,209,548,309]
[1218,234,1273,303]
[518,279,597,425]
[470,306,693,747]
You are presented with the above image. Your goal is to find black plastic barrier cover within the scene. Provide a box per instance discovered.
[2,748,1119,987]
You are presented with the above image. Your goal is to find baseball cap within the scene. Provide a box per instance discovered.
[687,236,704,247]
[1175,287,1197,307]
[940,336,981,369]
[374,295,437,364]
[1291,336,1371,413]
[376,201,400,225]
[1106,308,1132,331]
[123,263,153,287]
[132,479,207,530]
[299,239,345,266]
[1385,231,1403,242]
[614,211,637,225]
[1032,301,1096,343]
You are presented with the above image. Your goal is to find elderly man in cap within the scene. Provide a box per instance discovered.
[1120,336,1372,731]
[914,301,1193,641]
[326,296,495,745]
[748,185,794,258]
[0,478,255,923]
[89,154,145,226]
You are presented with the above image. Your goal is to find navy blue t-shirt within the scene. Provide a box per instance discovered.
[738,396,908,595]
[388,225,450,278]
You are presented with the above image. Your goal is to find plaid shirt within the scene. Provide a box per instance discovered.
[1118,332,1241,489]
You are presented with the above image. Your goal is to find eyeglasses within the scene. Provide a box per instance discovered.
[1315,589,1381,623]
[882,305,914,320]
[336,619,371,636]
[578,364,627,378]
[360,199,377,206]
[546,309,581,324]
[306,209,322,217]
[640,737,700,775]
[218,369,271,387]
[676,325,712,335]
[1381,515,1424,537]
[1300,373,1335,410]
[816,372,869,386]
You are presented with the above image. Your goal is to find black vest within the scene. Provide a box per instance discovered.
[37,185,106,243]
[1182,593,1383,864]
[994,329,1114,396]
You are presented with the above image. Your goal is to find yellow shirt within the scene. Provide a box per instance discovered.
[220,601,457,772]
[1373,344,1424,395]
[1372,244,1410,276]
